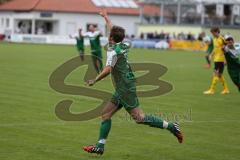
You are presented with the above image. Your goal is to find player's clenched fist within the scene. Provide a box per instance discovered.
[99,8,107,17]
[86,79,96,86]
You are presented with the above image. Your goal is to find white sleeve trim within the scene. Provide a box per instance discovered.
[94,31,101,36]
[82,32,89,37]
[106,50,117,67]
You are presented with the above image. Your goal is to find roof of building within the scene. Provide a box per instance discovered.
[0,0,140,15]
[143,0,240,4]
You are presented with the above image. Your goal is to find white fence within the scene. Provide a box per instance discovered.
[9,34,108,45]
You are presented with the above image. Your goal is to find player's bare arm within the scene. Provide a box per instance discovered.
[86,66,111,86]
[99,9,113,32]
[79,28,83,37]
[209,51,214,61]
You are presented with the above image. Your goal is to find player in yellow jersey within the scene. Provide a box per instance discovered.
[204,27,230,95]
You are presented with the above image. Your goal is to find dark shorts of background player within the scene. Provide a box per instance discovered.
[111,91,139,112]
[77,48,84,55]
[214,62,224,74]
[92,50,102,59]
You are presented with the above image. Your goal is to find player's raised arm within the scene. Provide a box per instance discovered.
[81,32,89,38]
[79,28,83,38]
[99,9,113,33]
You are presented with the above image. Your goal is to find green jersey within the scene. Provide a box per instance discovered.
[75,37,84,52]
[106,42,139,110]
[84,31,102,57]
[224,46,240,91]
[203,36,214,54]
[207,37,214,54]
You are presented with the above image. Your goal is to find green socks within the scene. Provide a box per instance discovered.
[143,114,173,131]
[96,116,173,148]
[96,119,112,148]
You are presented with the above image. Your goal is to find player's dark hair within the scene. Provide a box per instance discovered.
[110,26,125,43]
[211,26,220,33]
[226,37,234,42]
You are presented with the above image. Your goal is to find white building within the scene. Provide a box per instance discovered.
[0,0,140,44]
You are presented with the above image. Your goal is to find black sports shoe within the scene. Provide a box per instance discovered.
[170,123,183,143]
[83,145,104,155]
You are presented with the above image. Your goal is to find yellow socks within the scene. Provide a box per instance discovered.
[210,75,219,91]
[219,76,229,91]
[205,75,230,95]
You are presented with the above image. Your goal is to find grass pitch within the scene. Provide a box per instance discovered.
[0,42,239,160]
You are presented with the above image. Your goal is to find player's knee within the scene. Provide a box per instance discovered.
[101,113,111,121]
[214,71,220,77]
[217,73,222,78]
[131,114,144,124]
[101,115,109,121]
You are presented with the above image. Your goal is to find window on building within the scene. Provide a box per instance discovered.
[205,5,216,17]
[14,19,32,34]
[204,5,218,24]
[223,5,232,25]
[35,20,58,35]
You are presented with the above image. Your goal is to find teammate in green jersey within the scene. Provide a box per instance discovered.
[83,25,103,74]
[203,34,214,69]
[224,35,240,91]
[69,29,85,61]
[83,10,183,155]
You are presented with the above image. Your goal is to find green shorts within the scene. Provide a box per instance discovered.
[111,90,139,111]
[92,50,102,59]
[76,46,84,53]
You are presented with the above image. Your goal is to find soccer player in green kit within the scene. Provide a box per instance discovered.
[224,35,240,91]
[69,29,85,61]
[83,10,183,155]
[83,25,103,74]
